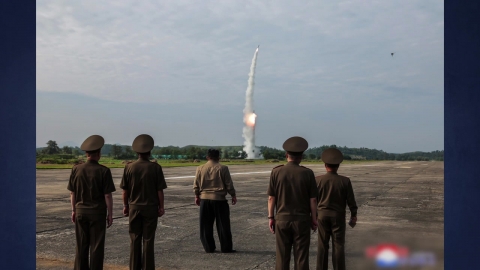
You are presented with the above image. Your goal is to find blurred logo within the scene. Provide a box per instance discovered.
[365,243,436,268]
[366,244,409,267]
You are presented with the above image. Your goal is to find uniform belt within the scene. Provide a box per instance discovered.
[129,204,158,210]
[75,208,107,215]
[275,215,311,221]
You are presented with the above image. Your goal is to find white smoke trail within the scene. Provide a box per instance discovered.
[242,47,260,159]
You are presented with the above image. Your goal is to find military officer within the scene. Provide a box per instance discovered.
[120,134,167,270]
[193,148,237,253]
[316,148,358,270]
[267,136,318,270]
[67,135,116,270]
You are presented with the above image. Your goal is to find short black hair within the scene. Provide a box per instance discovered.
[325,163,339,168]
[86,149,100,155]
[138,151,151,157]
[287,151,303,157]
[207,148,220,159]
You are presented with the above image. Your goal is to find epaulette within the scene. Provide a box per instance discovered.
[72,161,84,167]
[300,165,313,171]
[273,164,284,169]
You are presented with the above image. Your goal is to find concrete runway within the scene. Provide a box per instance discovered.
[37,161,444,269]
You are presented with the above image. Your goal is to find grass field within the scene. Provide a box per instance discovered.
[35,158,377,169]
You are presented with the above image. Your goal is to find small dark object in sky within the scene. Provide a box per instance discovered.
[391,52,395,57]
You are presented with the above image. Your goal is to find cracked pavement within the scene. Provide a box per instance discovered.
[37,161,444,269]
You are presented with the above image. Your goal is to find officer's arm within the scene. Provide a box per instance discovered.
[70,192,76,212]
[268,196,276,218]
[122,190,129,206]
[222,167,236,197]
[347,180,358,217]
[105,193,113,227]
[70,192,76,224]
[193,167,200,196]
[310,197,317,221]
[105,193,113,211]
[268,196,276,233]
[122,190,130,217]
[157,190,165,217]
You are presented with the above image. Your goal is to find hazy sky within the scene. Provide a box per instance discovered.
[36,0,444,153]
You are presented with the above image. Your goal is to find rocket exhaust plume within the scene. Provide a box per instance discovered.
[242,47,261,159]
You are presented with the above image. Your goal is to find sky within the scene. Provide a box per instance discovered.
[36,0,444,153]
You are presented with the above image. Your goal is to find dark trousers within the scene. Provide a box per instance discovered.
[129,207,158,270]
[317,214,346,270]
[74,213,107,270]
[199,199,233,252]
[275,220,311,270]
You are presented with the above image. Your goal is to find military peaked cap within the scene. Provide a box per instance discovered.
[282,136,308,155]
[321,148,344,164]
[80,135,105,151]
[132,134,154,153]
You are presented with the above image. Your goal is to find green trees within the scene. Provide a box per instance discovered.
[36,140,444,161]
[303,145,444,161]
[222,149,230,159]
[42,140,60,154]
[110,144,123,159]
[72,148,81,156]
[106,145,135,159]
[61,146,73,154]
[259,146,284,160]
[122,146,136,159]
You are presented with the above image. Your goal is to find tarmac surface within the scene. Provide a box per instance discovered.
[37,161,444,269]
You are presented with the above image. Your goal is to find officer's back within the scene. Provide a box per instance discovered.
[316,172,355,216]
[123,157,165,206]
[271,163,316,218]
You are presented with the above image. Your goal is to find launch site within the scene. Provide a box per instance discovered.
[37,161,443,270]
[35,1,444,269]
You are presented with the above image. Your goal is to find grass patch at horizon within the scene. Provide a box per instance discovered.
[35,158,387,170]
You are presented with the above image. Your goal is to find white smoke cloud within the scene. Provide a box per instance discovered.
[242,47,261,159]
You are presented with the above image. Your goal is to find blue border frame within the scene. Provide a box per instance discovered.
[1,1,479,269]
[445,1,480,269]
[0,1,36,269]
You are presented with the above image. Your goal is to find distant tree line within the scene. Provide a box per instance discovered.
[36,141,249,160]
[303,145,443,161]
[37,140,444,161]
[258,145,443,161]
[37,141,138,159]
[37,140,83,156]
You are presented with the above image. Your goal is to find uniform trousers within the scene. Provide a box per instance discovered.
[129,206,158,270]
[275,220,311,270]
[199,199,233,252]
[317,214,346,270]
[74,212,107,270]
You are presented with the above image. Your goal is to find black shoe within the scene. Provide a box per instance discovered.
[205,249,216,253]
[222,249,236,253]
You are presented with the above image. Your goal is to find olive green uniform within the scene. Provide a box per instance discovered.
[120,158,167,270]
[267,162,318,270]
[315,172,357,270]
[67,160,116,270]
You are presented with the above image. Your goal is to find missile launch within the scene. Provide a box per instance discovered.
[242,46,261,159]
